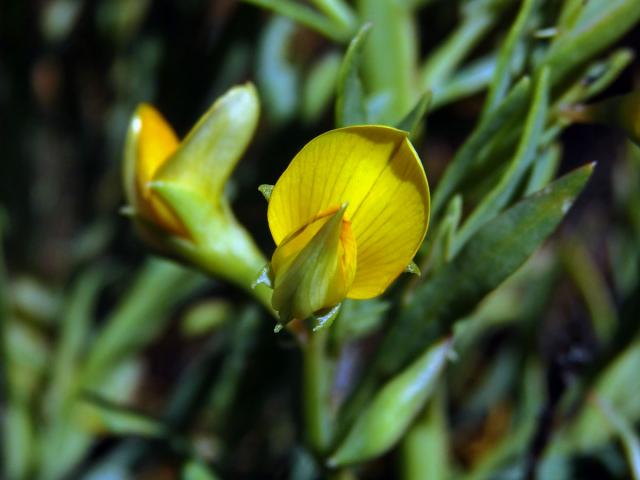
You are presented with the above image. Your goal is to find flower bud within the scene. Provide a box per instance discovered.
[122,84,270,303]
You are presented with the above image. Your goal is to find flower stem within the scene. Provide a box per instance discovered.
[303,328,333,455]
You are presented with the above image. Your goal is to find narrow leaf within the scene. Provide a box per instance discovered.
[242,0,350,42]
[182,461,221,480]
[329,338,452,466]
[524,143,561,195]
[396,92,432,140]
[81,259,205,384]
[431,55,496,110]
[543,0,640,87]
[482,0,536,116]
[452,67,550,254]
[593,395,640,480]
[79,393,167,438]
[378,163,594,375]
[420,14,493,91]
[432,77,531,215]
[335,23,371,127]
[401,390,449,480]
[301,52,342,122]
[256,17,300,123]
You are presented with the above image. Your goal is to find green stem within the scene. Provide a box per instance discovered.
[171,220,277,319]
[303,329,332,455]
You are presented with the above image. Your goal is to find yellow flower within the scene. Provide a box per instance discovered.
[267,126,430,323]
[123,83,260,242]
[122,84,273,309]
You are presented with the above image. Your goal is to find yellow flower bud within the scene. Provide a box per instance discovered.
[123,83,260,243]
[124,103,185,236]
[122,84,271,309]
[267,126,430,324]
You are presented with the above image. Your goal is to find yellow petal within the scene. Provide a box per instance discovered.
[135,104,179,193]
[154,83,260,200]
[124,103,186,236]
[268,126,429,299]
[271,205,357,322]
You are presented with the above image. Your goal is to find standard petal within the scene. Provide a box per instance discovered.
[154,83,260,200]
[268,126,429,299]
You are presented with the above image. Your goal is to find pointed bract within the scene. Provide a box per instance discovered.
[271,204,357,324]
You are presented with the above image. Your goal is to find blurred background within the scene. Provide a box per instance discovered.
[1,1,640,479]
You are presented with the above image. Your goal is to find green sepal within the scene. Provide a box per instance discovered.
[271,204,348,325]
[310,303,341,332]
[154,83,260,201]
[258,184,274,202]
[148,181,214,244]
[404,261,421,277]
[252,264,273,289]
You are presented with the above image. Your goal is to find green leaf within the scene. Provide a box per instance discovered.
[377,163,594,376]
[335,23,371,127]
[331,298,390,348]
[180,300,232,337]
[301,52,342,122]
[594,395,640,480]
[81,259,206,384]
[542,0,640,87]
[48,266,109,412]
[452,67,550,254]
[3,404,34,480]
[329,338,452,466]
[204,307,261,431]
[548,339,640,455]
[256,16,300,123]
[560,48,635,105]
[482,0,536,116]
[396,92,432,140]
[432,77,531,216]
[419,194,462,271]
[561,239,618,344]
[310,0,357,35]
[182,460,221,480]
[419,14,493,92]
[401,389,449,480]
[79,393,167,438]
[242,0,350,42]
[431,55,496,110]
[356,0,417,123]
[524,143,561,195]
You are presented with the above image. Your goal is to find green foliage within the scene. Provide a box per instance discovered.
[2,0,640,478]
